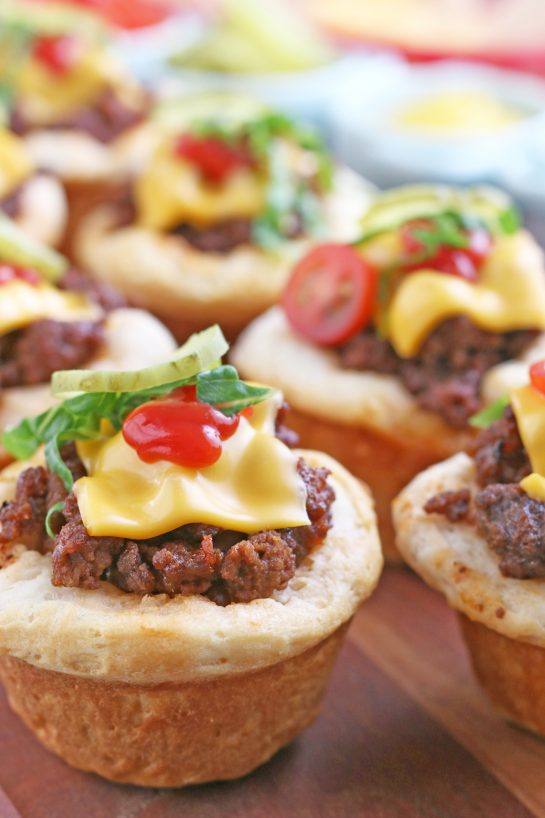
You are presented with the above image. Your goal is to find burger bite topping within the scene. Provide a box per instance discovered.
[174,133,254,186]
[0,218,118,388]
[424,364,545,578]
[135,109,333,249]
[282,185,544,428]
[0,328,333,602]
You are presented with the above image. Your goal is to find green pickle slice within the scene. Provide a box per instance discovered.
[51,325,229,397]
[0,215,67,282]
[357,184,519,243]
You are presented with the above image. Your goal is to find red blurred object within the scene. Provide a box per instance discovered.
[33,34,81,74]
[312,0,545,77]
[400,221,492,282]
[0,265,40,286]
[175,134,254,185]
[55,0,174,29]
[530,361,545,397]
[401,46,545,79]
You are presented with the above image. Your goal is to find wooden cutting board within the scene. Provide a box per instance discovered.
[1,568,544,818]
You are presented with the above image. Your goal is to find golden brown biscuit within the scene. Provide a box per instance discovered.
[74,166,373,341]
[0,450,382,785]
[393,453,545,735]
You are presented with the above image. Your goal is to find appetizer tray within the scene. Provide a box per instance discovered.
[1,568,543,818]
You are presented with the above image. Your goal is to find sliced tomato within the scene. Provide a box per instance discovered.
[530,360,545,396]
[282,244,377,346]
[174,134,253,185]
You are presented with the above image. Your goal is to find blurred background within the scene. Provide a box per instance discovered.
[8,0,545,238]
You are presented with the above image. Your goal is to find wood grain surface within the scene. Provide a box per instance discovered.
[1,568,543,818]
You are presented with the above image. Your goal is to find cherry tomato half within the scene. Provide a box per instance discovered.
[174,134,253,186]
[530,360,545,397]
[33,35,81,75]
[122,386,240,469]
[282,244,377,346]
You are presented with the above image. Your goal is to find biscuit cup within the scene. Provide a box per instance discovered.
[74,167,373,342]
[0,452,382,786]
[10,174,67,248]
[25,124,157,254]
[394,452,545,735]
[459,615,545,736]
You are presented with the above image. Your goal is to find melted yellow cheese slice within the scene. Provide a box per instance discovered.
[18,47,115,124]
[0,280,100,336]
[510,384,545,501]
[388,233,545,358]
[0,129,33,200]
[74,395,310,539]
[135,147,266,231]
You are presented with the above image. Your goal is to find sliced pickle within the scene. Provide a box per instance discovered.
[154,91,268,133]
[223,0,333,72]
[172,0,332,74]
[357,184,518,243]
[51,325,229,397]
[0,215,67,281]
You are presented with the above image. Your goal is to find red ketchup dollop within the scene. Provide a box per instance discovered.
[400,219,492,282]
[33,35,81,75]
[174,134,253,185]
[0,264,40,286]
[122,385,241,469]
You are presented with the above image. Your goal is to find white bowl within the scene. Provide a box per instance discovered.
[331,57,545,187]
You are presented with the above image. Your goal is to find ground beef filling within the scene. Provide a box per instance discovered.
[338,317,538,429]
[0,319,104,388]
[10,87,148,144]
[171,218,254,254]
[423,406,545,579]
[0,445,335,605]
[60,267,126,313]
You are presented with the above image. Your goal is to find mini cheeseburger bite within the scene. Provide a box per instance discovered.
[393,359,545,737]
[1,3,151,189]
[232,185,545,559]
[0,214,176,463]
[0,327,382,787]
[75,97,373,340]
[0,125,67,246]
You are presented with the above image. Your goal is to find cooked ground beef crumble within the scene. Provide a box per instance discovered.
[424,406,545,580]
[10,87,148,144]
[0,319,105,388]
[0,436,335,605]
[339,317,538,429]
